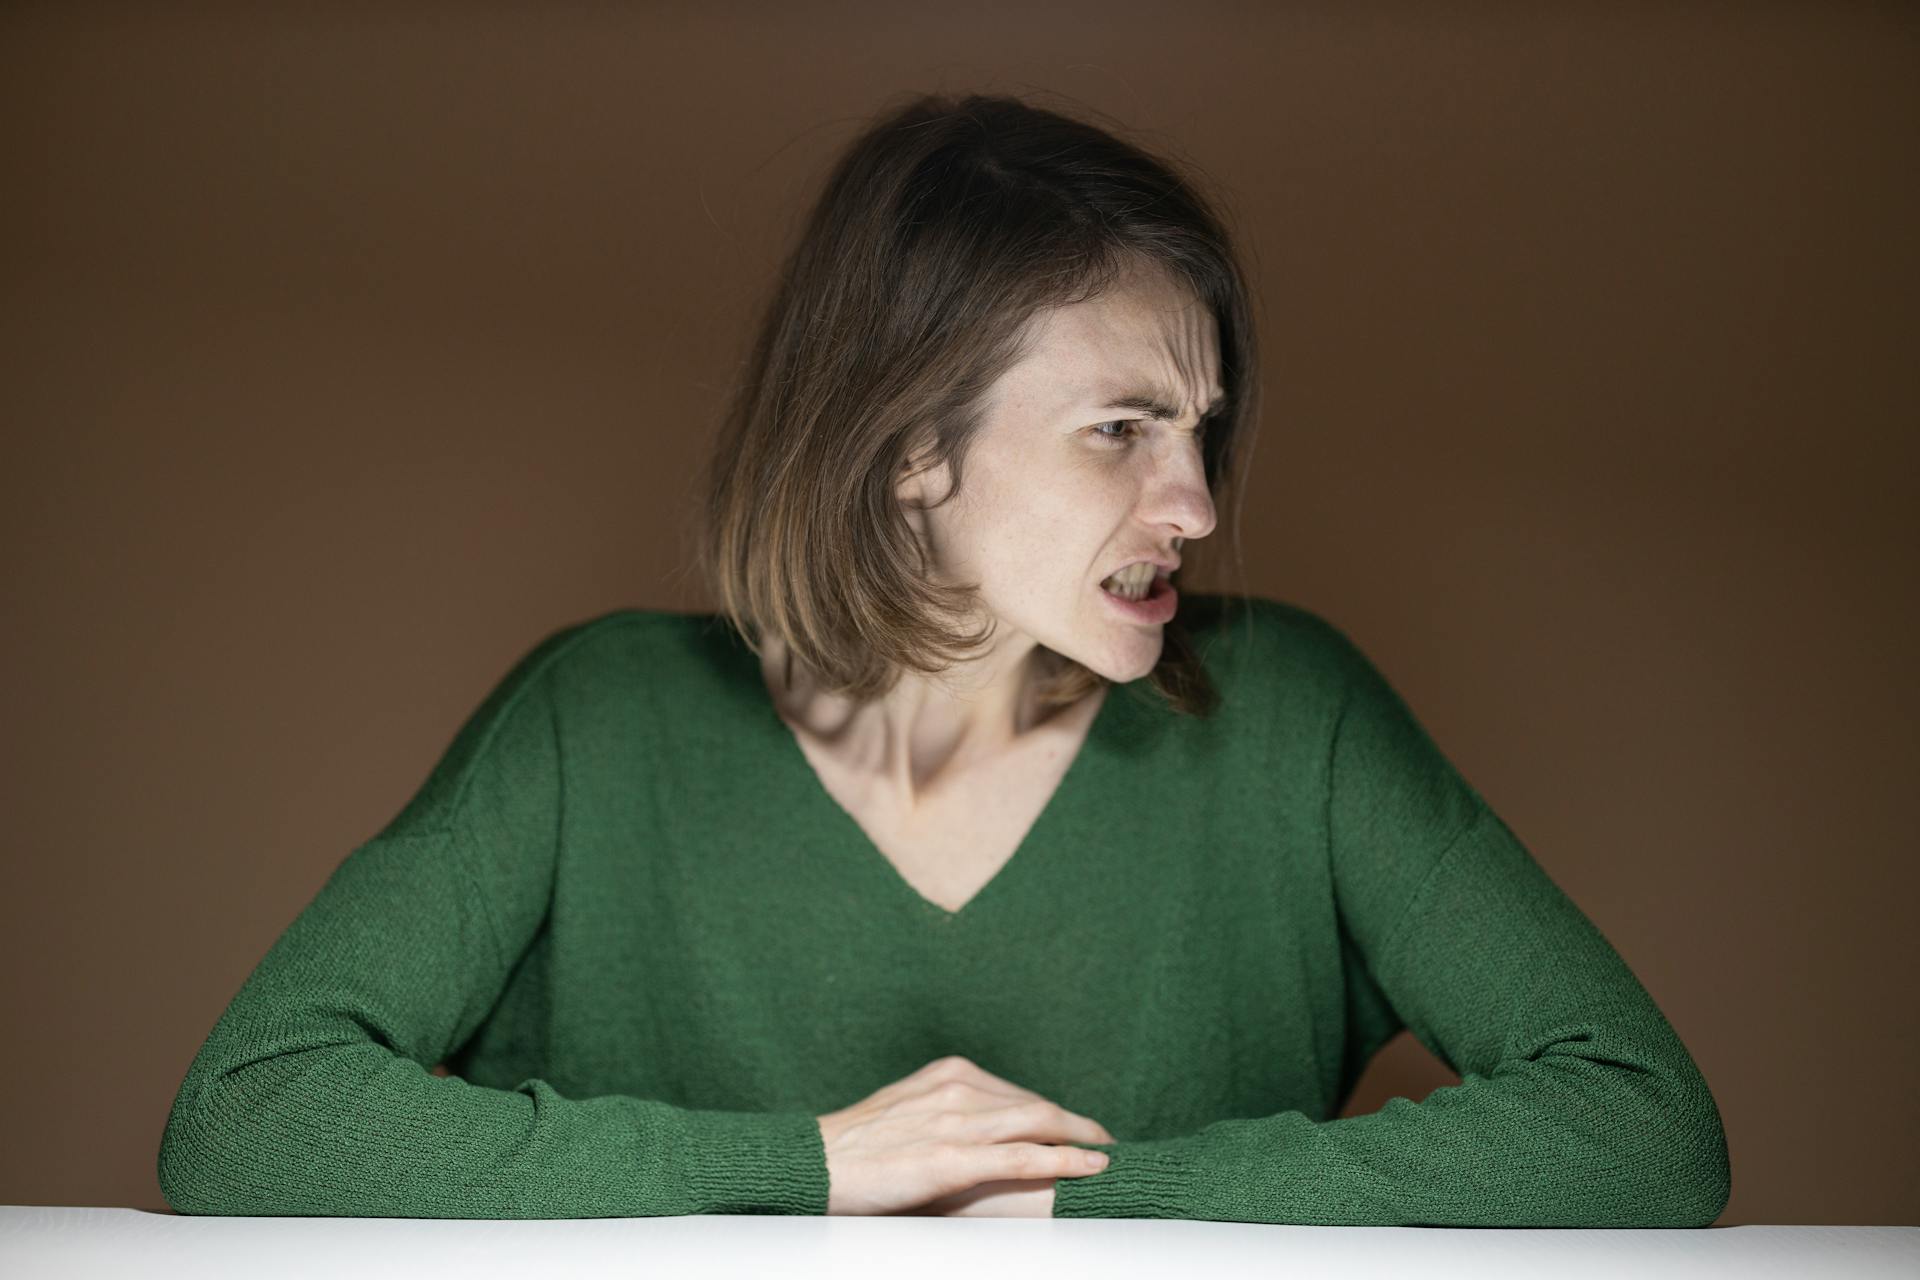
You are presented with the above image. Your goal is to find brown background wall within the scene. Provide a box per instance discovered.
[2,1,1913,1226]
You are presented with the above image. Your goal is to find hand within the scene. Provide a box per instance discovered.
[815,1054,1115,1216]
[906,1177,1058,1217]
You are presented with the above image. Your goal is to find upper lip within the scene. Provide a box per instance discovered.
[1105,555,1180,580]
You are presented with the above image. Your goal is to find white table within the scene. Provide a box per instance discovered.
[2,1207,1914,1278]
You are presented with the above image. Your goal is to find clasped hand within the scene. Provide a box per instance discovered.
[814,1055,1115,1217]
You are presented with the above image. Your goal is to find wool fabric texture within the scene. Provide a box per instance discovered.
[157,594,1731,1224]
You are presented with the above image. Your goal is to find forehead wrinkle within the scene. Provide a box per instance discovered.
[1129,293,1223,420]
[1021,270,1225,422]
[1094,387,1227,422]
[1088,325,1226,422]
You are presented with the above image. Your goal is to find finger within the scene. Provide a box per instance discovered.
[960,1067,1117,1143]
[934,1059,1118,1141]
[979,1142,1111,1183]
[974,1100,1115,1149]
[946,1058,1047,1101]
[906,1059,1121,1143]
[868,1056,992,1108]
[897,1057,1035,1112]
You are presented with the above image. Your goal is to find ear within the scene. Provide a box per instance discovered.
[895,463,924,510]
[895,438,941,511]
[894,442,947,557]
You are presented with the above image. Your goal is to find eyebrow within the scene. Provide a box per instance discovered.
[1094,388,1228,421]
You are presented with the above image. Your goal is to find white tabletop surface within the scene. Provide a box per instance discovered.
[2,1207,1915,1279]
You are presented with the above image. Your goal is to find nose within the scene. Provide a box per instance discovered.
[1146,450,1216,545]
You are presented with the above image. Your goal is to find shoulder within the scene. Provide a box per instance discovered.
[498,607,765,738]
[508,606,726,693]
[372,608,725,842]
[1179,590,1368,703]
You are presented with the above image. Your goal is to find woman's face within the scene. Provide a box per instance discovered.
[897,260,1222,683]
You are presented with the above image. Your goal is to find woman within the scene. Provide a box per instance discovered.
[157,93,1730,1225]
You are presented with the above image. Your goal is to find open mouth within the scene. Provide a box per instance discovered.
[1097,566,1178,620]
[1101,574,1171,603]
[1099,565,1170,602]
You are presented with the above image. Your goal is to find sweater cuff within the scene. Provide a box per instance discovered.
[1050,1139,1193,1218]
[679,1107,828,1214]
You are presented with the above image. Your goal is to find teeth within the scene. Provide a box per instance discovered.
[1101,563,1157,601]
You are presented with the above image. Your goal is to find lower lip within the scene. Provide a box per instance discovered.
[1098,573,1178,624]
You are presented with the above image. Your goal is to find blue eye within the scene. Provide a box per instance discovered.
[1093,418,1212,447]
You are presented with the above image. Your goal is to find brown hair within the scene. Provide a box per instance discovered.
[694,90,1262,718]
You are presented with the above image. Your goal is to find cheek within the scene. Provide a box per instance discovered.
[986,514,1104,597]
[966,460,1118,592]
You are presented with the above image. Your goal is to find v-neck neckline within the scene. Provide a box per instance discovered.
[722,624,1126,924]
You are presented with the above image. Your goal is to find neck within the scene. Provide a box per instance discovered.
[758,630,1099,802]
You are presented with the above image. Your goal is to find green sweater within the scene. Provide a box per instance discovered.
[156,593,1730,1225]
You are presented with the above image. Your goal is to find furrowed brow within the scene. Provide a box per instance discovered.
[1095,388,1228,421]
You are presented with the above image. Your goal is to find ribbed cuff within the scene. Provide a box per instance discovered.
[1050,1140,1192,1218]
[679,1108,828,1215]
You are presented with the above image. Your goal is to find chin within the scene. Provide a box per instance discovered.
[1072,636,1164,684]
[1030,609,1163,682]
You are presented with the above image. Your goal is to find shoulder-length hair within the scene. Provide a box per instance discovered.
[696,91,1262,718]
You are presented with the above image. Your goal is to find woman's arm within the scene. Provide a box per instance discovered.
[156,621,828,1217]
[1051,615,1730,1225]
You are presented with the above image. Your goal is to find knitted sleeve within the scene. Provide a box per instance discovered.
[155,620,827,1217]
[1052,610,1730,1225]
